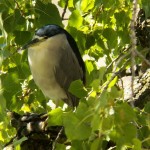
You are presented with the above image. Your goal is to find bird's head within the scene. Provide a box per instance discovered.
[22,25,65,49]
[21,24,86,108]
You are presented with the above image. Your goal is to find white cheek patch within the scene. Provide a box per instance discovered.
[33,35,44,40]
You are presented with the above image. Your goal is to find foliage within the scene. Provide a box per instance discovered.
[0,0,150,149]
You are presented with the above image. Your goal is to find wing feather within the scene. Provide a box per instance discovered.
[54,36,84,107]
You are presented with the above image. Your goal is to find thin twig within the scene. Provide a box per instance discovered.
[92,4,103,28]
[61,0,69,20]
[52,127,64,150]
[14,0,25,17]
[96,50,131,111]
[135,49,150,67]
[142,137,150,143]
[105,52,131,90]
[105,46,131,75]
[98,51,131,102]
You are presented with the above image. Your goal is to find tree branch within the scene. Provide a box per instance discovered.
[61,0,69,20]
[130,0,138,106]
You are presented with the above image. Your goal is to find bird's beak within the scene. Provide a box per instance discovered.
[21,38,40,50]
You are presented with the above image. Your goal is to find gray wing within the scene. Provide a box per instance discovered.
[54,38,84,107]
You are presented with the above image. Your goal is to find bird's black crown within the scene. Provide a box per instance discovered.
[35,25,65,37]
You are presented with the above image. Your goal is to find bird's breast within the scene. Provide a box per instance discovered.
[27,34,68,100]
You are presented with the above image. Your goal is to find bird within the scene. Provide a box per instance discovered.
[22,24,86,107]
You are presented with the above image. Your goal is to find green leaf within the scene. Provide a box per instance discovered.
[2,0,15,9]
[115,103,136,124]
[0,94,6,121]
[75,102,92,123]
[133,138,142,150]
[144,102,150,113]
[90,138,102,150]
[3,13,15,33]
[114,11,130,26]
[68,10,83,28]
[97,91,108,108]
[58,0,74,8]
[0,1,8,12]
[13,9,25,25]
[48,108,63,126]
[91,114,101,131]
[2,9,25,33]
[55,143,66,150]
[71,140,86,150]
[142,0,150,18]
[138,126,150,145]
[123,123,137,142]
[85,34,95,49]
[91,79,100,91]
[96,37,107,51]
[85,61,94,74]
[118,30,130,44]
[110,124,137,148]
[63,112,91,140]
[14,31,31,45]
[103,28,117,49]
[35,1,62,26]
[108,76,117,88]
[1,72,22,110]
[69,80,87,98]
[108,86,122,100]
[102,116,114,131]
[0,36,5,48]
[99,67,106,81]
[81,0,95,12]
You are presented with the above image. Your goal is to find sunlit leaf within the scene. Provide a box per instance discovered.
[48,108,63,126]
[90,138,102,150]
[115,103,136,124]
[68,10,83,28]
[63,112,91,140]
[69,80,87,98]
[133,138,142,150]
[81,0,95,12]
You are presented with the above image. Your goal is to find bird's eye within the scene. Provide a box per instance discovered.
[44,36,48,39]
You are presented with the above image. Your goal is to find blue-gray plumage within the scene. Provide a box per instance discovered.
[23,25,85,107]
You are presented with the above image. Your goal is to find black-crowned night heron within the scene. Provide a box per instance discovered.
[23,24,85,107]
